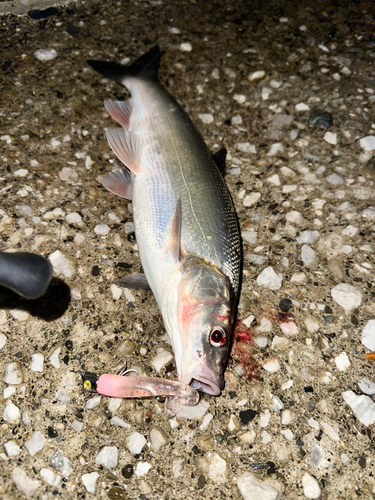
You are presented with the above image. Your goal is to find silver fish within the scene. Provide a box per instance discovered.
[88,46,241,397]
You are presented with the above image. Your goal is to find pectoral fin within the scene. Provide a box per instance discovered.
[105,100,133,129]
[106,128,141,175]
[102,168,133,200]
[212,147,227,176]
[166,199,183,262]
[114,273,151,290]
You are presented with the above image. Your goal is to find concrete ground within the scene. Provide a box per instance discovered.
[0,0,374,498]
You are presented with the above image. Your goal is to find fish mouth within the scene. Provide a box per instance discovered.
[189,377,221,396]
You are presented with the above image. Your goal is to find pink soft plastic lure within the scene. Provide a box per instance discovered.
[83,373,200,417]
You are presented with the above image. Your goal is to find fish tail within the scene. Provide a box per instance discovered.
[87,45,164,83]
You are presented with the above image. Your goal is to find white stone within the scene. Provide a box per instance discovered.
[81,472,99,494]
[95,446,118,468]
[14,168,29,177]
[168,27,181,34]
[176,400,210,419]
[34,48,57,61]
[358,377,375,395]
[237,142,257,154]
[291,272,306,283]
[259,410,271,428]
[327,173,343,185]
[179,42,192,52]
[149,426,168,453]
[25,431,46,457]
[49,250,76,279]
[257,266,282,290]
[135,461,152,476]
[271,396,284,411]
[331,283,362,310]
[261,87,273,100]
[283,185,297,193]
[30,353,44,372]
[40,468,61,487]
[196,452,227,484]
[9,308,30,321]
[242,231,257,244]
[0,333,6,349]
[72,420,84,432]
[4,440,21,457]
[286,211,303,224]
[342,391,375,426]
[280,321,298,336]
[267,174,281,185]
[321,422,339,441]
[49,450,73,476]
[335,352,351,371]
[341,245,352,254]
[124,221,135,233]
[234,94,246,104]
[237,472,282,500]
[125,431,147,454]
[243,192,261,206]
[301,245,315,265]
[295,103,310,111]
[342,225,358,236]
[362,206,375,220]
[253,335,268,348]
[150,347,173,372]
[111,416,131,429]
[86,396,102,409]
[3,400,20,424]
[4,362,23,384]
[263,358,280,373]
[110,284,122,300]
[108,397,122,413]
[268,143,284,156]
[249,70,266,82]
[65,212,82,225]
[199,413,213,431]
[281,429,294,441]
[12,467,40,497]
[94,224,110,235]
[49,348,61,369]
[360,135,375,151]
[281,409,294,425]
[308,418,320,430]
[302,473,321,499]
[4,387,15,398]
[198,113,213,124]
[261,430,272,444]
[44,207,65,220]
[296,231,319,244]
[59,167,78,184]
[231,114,243,125]
[362,320,375,350]
[256,317,272,333]
[324,131,337,145]
[123,288,135,302]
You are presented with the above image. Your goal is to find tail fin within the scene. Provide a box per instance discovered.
[87,45,164,83]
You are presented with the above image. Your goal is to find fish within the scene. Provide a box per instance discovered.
[82,372,200,417]
[0,251,53,299]
[88,46,241,398]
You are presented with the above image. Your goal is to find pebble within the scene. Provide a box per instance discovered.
[95,446,118,468]
[124,221,135,233]
[179,42,192,52]
[357,377,375,396]
[302,473,321,499]
[135,461,152,477]
[9,308,30,321]
[237,472,281,500]
[196,452,228,484]
[248,70,266,82]
[4,361,23,384]
[176,400,210,419]
[12,467,40,497]
[3,400,20,424]
[327,173,343,185]
[125,431,147,454]
[243,192,261,207]
[267,173,281,185]
[81,472,99,494]
[49,250,76,279]
[234,93,246,104]
[30,353,44,372]
[257,266,283,290]
[49,348,61,369]
[198,113,214,124]
[296,231,319,244]
[295,103,310,111]
[359,135,375,151]
[268,143,284,156]
[342,391,375,426]
[4,440,21,457]
[242,231,257,244]
[301,245,315,265]
[25,431,46,456]
[86,395,102,409]
[334,352,351,371]
[271,396,284,412]
[65,212,82,226]
[263,357,281,373]
[291,273,306,283]
[34,48,57,61]
[59,167,78,184]
[94,223,110,235]
[331,283,362,310]
[324,131,337,145]
[0,333,6,350]
[362,206,375,220]
[247,254,268,265]
[72,420,84,432]
[149,425,168,453]
[49,450,73,476]
[237,142,257,154]
[281,409,294,425]
[261,87,273,100]
[40,468,61,487]
[150,347,173,372]
[280,321,298,336]
[309,111,333,128]
[199,413,214,431]
[361,320,375,350]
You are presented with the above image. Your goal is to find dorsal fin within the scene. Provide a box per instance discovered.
[87,46,165,84]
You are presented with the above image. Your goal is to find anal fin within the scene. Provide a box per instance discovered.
[102,168,133,200]
[114,273,151,290]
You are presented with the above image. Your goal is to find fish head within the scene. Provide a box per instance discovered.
[175,260,234,396]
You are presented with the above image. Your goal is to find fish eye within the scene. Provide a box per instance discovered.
[209,327,227,347]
